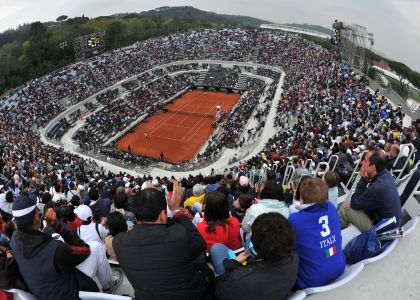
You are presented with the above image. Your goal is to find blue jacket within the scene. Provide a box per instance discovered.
[351,170,401,224]
[289,202,346,289]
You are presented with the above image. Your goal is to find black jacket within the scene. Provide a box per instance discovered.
[10,224,91,300]
[215,252,299,300]
[113,215,212,300]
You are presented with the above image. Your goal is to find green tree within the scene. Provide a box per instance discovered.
[105,21,126,49]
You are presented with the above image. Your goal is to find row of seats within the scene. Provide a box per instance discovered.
[287,165,420,299]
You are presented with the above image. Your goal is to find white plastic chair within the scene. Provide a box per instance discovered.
[401,180,420,219]
[286,290,307,300]
[359,239,398,266]
[108,259,119,266]
[302,262,364,295]
[79,292,133,299]
[402,216,419,236]
[5,289,37,300]
[6,289,134,300]
[341,225,362,249]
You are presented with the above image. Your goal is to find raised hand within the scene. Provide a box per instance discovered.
[168,180,182,212]
[44,208,58,228]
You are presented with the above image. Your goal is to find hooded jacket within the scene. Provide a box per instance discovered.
[11,223,91,300]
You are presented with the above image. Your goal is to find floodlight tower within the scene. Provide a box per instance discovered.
[332,20,373,71]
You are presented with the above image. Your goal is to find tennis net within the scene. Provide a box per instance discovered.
[167,109,213,119]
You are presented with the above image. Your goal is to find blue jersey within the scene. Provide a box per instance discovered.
[289,202,346,289]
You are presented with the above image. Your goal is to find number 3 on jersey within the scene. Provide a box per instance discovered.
[319,216,331,237]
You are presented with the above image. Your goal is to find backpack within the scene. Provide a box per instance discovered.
[77,222,103,242]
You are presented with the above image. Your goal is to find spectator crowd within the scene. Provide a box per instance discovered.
[0,27,419,300]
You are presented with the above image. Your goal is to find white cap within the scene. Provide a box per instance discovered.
[52,194,62,203]
[74,205,93,221]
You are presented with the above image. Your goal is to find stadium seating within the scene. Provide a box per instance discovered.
[6,289,133,300]
[0,27,418,299]
[286,290,307,300]
[301,262,365,295]
[402,216,419,235]
[401,180,420,219]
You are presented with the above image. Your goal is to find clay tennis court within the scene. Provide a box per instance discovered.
[116,90,241,163]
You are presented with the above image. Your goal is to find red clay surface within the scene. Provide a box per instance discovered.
[116,90,241,163]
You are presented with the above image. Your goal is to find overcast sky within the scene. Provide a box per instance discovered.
[0,0,419,71]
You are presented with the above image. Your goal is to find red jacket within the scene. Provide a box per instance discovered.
[197,216,242,252]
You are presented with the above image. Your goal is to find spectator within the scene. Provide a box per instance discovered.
[197,192,242,252]
[76,240,112,292]
[65,195,83,230]
[184,183,206,210]
[386,144,403,176]
[113,182,213,300]
[88,188,112,222]
[340,149,401,232]
[289,178,345,289]
[242,181,289,234]
[105,212,128,261]
[66,182,81,202]
[231,193,253,222]
[324,171,340,207]
[10,194,96,299]
[0,190,14,215]
[74,205,107,243]
[235,176,253,197]
[211,212,298,300]
[114,191,136,227]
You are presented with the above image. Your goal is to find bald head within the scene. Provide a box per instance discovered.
[389,144,400,157]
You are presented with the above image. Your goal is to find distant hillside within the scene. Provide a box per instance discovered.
[137,6,269,26]
[0,6,268,95]
[0,6,418,96]
[284,23,332,35]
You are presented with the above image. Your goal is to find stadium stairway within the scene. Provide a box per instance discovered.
[235,74,248,90]
[41,80,59,102]
[195,70,207,86]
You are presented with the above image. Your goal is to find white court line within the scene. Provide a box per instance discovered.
[184,106,215,143]
[147,100,192,134]
[148,134,184,142]
[178,106,203,140]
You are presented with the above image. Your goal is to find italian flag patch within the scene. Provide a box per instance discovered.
[326,245,337,257]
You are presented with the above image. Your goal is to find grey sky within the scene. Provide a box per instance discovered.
[0,0,419,72]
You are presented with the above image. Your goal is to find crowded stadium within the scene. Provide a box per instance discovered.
[0,3,419,300]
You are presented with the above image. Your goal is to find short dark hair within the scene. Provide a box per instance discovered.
[88,188,99,201]
[324,171,339,188]
[203,192,230,234]
[5,191,14,203]
[368,149,387,172]
[251,212,295,261]
[114,192,128,209]
[237,194,253,210]
[107,212,128,236]
[260,180,284,201]
[70,195,81,207]
[132,188,166,222]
